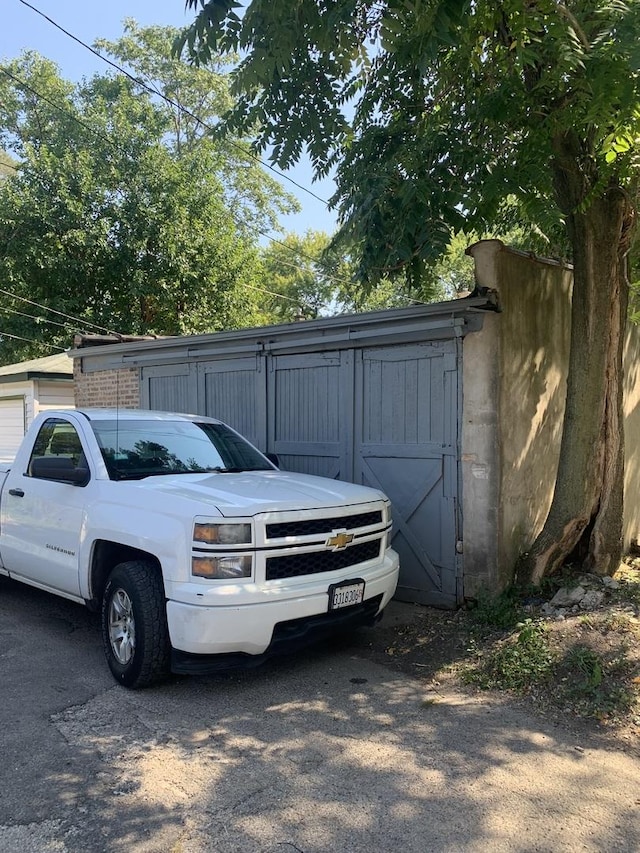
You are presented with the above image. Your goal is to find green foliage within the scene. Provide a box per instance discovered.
[460,567,640,721]
[467,587,525,631]
[178,1,639,288]
[0,150,16,178]
[464,620,555,690]
[258,231,338,322]
[566,645,603,689]
[96,21,297,234]
[555,642,637,721]
[258,229,451,321]
[0,27,297,364]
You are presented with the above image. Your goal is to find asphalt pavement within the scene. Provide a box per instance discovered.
[0,575,638,853]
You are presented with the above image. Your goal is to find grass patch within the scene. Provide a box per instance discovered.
[458,571,640,727]
[554,641,638,723]
[467,587,525,630]
[463,620,555,690]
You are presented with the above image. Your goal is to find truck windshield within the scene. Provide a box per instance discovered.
[90,419,274,480]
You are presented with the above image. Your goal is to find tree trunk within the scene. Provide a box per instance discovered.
[517,138,635,586]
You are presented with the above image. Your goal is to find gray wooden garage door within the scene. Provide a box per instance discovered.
[267,351,353,479]
[353,343,460,607]
[266,342,461,607]
[142,340,462,607]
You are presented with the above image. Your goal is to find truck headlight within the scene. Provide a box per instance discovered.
[194,522,252,545]
[192,555,253,579]
[385,526,393,550]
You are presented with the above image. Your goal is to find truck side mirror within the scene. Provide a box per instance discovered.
[265,452,280,469]
[29,456,90,486]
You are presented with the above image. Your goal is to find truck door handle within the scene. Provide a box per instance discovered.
[8,488,24,498]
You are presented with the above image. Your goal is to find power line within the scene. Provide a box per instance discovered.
[0,65,124,153]
[0,287,114,334]
[15,1,399,305]
[18,0,331,208]
[0,328,66,350]
[0,304,74,331]
[6,8,432,315]
[241,283,301,304]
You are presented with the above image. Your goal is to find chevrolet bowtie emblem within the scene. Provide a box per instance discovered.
[326,530,354,551]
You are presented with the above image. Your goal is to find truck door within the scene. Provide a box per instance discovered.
[0,417,88,597]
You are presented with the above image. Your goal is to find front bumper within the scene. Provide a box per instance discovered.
[170,593,385,675]
[166,548,399,670]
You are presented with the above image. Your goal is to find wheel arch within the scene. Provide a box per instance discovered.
[87,540,163,610]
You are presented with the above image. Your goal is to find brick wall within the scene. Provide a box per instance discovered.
[74,360,140,409]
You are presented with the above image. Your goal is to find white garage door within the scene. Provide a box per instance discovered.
[0,398,25,463]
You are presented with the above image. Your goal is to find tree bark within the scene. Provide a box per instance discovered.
[516,135,635,585]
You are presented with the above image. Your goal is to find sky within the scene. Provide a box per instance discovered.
[2,0,337,236]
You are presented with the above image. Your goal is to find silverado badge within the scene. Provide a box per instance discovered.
[325,530,354,551]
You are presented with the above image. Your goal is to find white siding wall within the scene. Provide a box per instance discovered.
[0,378,73,462]
[33,380,75,420]
[0,397,26,462]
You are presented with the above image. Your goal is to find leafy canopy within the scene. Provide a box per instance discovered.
[0,25,300,363]
[178,0,640,285]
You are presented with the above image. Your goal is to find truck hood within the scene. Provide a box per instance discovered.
[128,470,385,516]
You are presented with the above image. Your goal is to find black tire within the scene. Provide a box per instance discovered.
[101,560,170,689]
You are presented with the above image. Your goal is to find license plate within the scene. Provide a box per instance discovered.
[328,579,365,611]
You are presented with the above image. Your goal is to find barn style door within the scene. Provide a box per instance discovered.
[141,363,196,414]
[354,342,461,607]
[267,351,354,480]
[198,357,267,451]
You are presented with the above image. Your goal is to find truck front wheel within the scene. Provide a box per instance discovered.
[101,561,170,688]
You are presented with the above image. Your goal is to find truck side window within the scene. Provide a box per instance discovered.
[28,418,85,475]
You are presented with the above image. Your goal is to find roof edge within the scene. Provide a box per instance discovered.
[69,298,496,361]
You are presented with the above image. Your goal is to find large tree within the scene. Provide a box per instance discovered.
[0,29,297,363]
[179,0,639,581]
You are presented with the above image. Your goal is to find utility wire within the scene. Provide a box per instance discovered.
[7,5,432,316]
[15,1,374,295]
[0,304,74,331]
[0,287,114,335]
[0,65,124,151]
[241,283,301,304]
[18,0,331,208]
[0,328,65,349]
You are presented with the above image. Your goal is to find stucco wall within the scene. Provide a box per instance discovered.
[461,311,502,594]
[73,361,140,409]
[464,241,574,592]
[465,239,639,592]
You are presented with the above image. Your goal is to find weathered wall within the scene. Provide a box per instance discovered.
[464,240,573,593]
[73,361,140,409]
[461,310,502,595]
[465,239,640,592]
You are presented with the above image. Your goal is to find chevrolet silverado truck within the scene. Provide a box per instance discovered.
[0,409,399,688]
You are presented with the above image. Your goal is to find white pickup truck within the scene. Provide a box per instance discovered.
[0,409,399,688]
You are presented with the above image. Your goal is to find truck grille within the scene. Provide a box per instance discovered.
[265,539,381,581]
[266,510,382,539]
